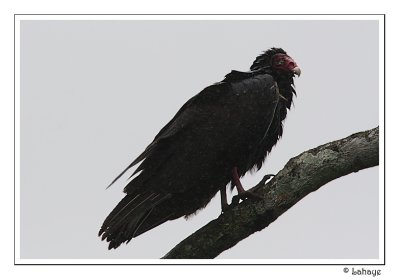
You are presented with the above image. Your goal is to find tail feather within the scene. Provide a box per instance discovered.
[99,194,141,236]
[99,191,172,249]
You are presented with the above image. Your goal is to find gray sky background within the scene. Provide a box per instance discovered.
[20,20,379,259]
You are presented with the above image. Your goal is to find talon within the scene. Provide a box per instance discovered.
[229,190,263,209]
[253,174,275,191]
[262,174,275,183]
[231,195,241,206]
[221,202,230,213]
[222,201,236,213]
[259,174,275,186]
[222,190,264,212]
[221,167,269,212]
[237,190,263,201]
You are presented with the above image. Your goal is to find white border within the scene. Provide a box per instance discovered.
[15,14,383,21]
[15,258,384,265]
[14,14,385,265]
[15,16,21,265]
[378,15,385,264]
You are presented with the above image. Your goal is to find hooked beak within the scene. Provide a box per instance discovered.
[292,66,301,77]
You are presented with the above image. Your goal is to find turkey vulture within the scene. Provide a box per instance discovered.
[99,47,301,249]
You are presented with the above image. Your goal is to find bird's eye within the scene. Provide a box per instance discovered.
[276,59,285,65]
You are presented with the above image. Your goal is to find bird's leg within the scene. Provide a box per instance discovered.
[231,166,263,206]
[232,166,246,193]
[221,168,272,212]
[220,186,230,213]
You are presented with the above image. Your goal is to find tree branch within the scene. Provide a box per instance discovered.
[163,126,379,259]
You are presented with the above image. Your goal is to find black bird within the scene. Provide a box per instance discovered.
[99,47,301,249]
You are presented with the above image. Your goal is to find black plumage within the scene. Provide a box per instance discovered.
[99,47,300,249]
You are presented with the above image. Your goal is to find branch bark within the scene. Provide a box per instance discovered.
[163,126,379,259]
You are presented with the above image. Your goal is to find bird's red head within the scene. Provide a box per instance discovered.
[271,53,301,76]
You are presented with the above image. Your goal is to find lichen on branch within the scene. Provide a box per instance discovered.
[163,127,379,259]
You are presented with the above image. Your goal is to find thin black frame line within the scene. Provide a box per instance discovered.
[14,14,386,266]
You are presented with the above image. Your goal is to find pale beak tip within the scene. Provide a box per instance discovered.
[292,66,301,77]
